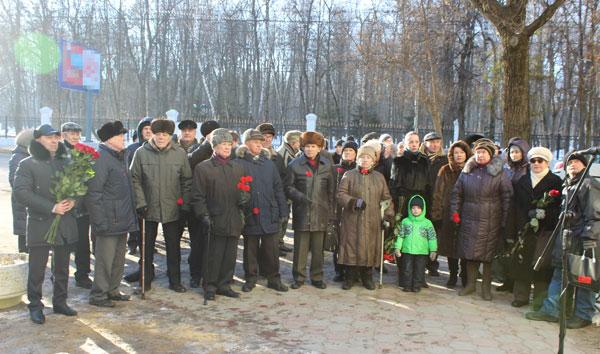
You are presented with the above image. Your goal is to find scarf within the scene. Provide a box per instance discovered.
[307,156,319,171]
[530,168,549,189]
[213,152,230,166]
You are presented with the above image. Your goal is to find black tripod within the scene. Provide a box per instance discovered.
[534,152,598,354]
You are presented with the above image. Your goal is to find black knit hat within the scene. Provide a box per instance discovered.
[97,121,127,142]
[256,123,276,136]
[200,120,220,137]
[410,196,424,210]
[150,119,175,135]
[341,141,358,155]
[565,151,588,167]
[335,139,345,147]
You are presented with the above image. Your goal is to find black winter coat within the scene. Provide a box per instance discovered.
[85,144,139,237]
[389,150,431,217]
[285,154,335,232]
[236,146,289,236]
[451,156,513,262]
[511,171,562,280]
[188,140,214,172]
[192,156,246,237]
[13,141,78,247]
[551,172,600,267]
[9,145,29,236]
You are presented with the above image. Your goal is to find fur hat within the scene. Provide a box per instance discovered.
[357,145,377,162]
[301,131,325,148]
[465,133,485,147]
[242,128,265,142]
[361,132,379,144]
[150,119,175,135]
[342,141,358,155]
[473,139,496,158]
[528,146,553,162]
[362,139,382,161]
[178,120,197,130]
[200,120,220,137]
[211,128,233,148]
[16,129,34,148]
[284,130,302,144]
[97,121,127,142]
[256,123,276,136]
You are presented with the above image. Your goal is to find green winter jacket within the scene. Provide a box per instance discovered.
[394,195,437,255]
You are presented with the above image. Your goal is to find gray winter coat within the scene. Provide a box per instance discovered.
[86,144,139,236]
[9,145,30,236]
[130,139,193,223]
[451,156,513,262]
[285,154,335,232]
[236,146,288,236]
[13,141,78,247]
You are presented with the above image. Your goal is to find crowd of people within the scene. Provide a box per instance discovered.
[8,117,599,329]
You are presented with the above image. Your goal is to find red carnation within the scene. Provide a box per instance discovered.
[252,207,260,215]
[452,212,461,224]
[336,167,344,174]
[177,197,183,206]
[246,176,253,183]
[549,189,560,198]
[360,169,369,175]
[240,176,248,184]
[243,185,250,192]
[306,170,313,177]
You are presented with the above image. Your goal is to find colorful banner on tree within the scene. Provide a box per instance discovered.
[58,40,101,92]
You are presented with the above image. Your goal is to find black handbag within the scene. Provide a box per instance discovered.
[567,249,600,292]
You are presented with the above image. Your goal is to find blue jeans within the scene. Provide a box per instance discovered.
[540,268,597,321]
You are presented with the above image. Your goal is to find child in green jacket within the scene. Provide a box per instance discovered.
[394,195,437,292]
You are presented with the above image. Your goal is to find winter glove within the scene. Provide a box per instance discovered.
[394,249,402,258]
[136,207,147,219]
[452,212,461,224]
[429,252,437,261]
[354,198,367,211]
[528,208,546,220]
[582,240,597,251]
[200,215,211,228]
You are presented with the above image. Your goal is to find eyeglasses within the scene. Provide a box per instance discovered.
[529,158,546,164]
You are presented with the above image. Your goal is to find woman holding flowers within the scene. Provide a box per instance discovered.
[13,124,81,324]
[510,147,562,309]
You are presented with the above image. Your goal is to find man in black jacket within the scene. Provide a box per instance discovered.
[87,121,139,307]
[237,129,289,292]
[14,124,78,324]
[188,119,220,171]
[192,128,246,300]
[61,122,94,289]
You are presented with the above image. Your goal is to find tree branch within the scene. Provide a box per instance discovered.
[525,0,567,36]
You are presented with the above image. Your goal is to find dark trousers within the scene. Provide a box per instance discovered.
[243,233,280,284]
[185,215,204,281]
[18,235,27,253]
[127,219,142,250]
[448,257,466,278]
[513,269,553,307]
[401,254,428,290]
[426,256,439,273]
[292,231,325,283]
[74,215,91,280]
[205,235,239,292]
[143,220,182,285]
[27,245,72,310]
[278,210,290,247]
[90,234,127,301]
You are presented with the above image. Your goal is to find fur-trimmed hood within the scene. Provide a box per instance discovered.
[28,140,68,161]
[463,155,504,176]
[236,145,271,159]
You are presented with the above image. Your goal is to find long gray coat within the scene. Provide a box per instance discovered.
[451,156,513,262]
[13,141,78,247]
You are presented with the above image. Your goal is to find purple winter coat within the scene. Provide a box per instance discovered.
[451,156,513,262]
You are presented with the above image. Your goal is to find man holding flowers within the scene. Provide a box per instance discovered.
[13,124,80,324]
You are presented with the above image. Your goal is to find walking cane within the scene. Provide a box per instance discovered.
[379,200,391,288]
[140,218,145,300]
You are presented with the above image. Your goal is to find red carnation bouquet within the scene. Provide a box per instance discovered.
[511,189,561,260]
[45,143,99,244]
[237,176,253,221]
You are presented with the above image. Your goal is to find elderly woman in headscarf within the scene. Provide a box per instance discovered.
[451,139,513,301]
[509,147,562,309]
[431,141,472,288]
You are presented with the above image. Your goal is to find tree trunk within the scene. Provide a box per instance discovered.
[500,33,530,144]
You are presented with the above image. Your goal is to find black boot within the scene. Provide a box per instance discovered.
[459,261,478,296]
[481,262,492,301]
[361,267,375,290]
[342,267,355,290]
[446,258,459,289]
